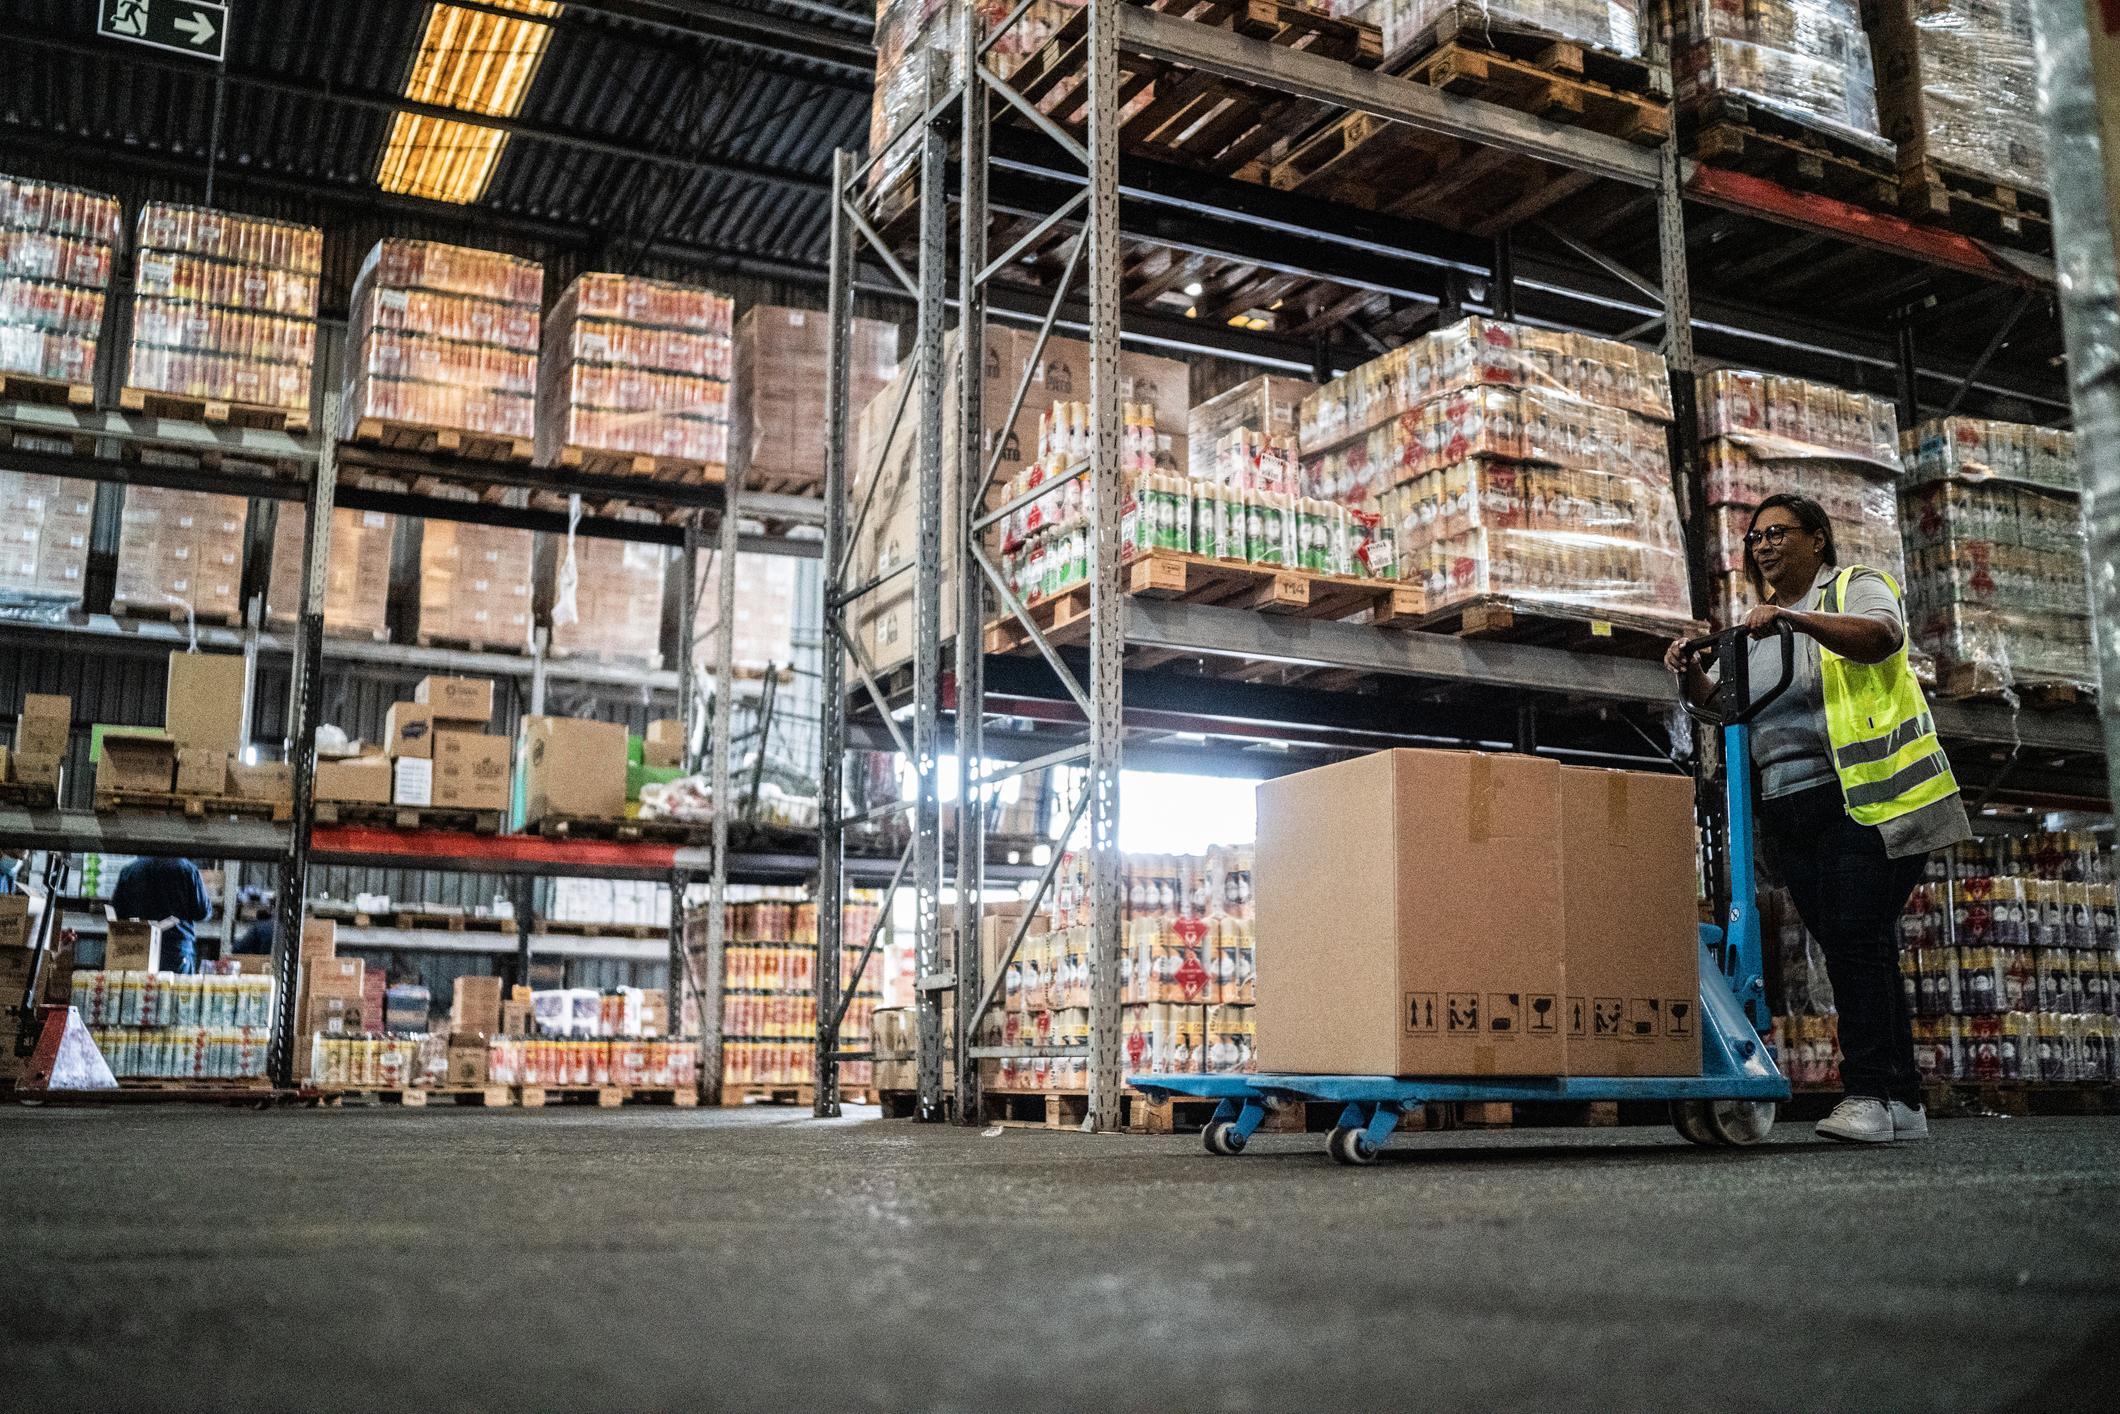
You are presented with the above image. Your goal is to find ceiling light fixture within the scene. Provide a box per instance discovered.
[1182,281,1205,297]
[377,0,561,205]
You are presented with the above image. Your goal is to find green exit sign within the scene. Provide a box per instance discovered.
[98,0,228,62]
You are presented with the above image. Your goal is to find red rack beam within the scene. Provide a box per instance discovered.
[309,825,682,873]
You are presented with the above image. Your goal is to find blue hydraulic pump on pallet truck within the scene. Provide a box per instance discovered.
[1132,619,1799,1164]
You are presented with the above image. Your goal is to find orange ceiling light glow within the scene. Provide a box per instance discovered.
[377,0,562,204]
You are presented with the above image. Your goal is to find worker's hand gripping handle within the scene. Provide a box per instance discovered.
[1678,617,1795,728]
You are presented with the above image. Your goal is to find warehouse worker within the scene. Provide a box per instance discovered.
[1665,492,1969,1146]
[111,857,213,975]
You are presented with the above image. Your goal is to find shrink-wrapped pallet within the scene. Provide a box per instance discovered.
[537,272,732,475]
[417,520,534,651]
[114,487,247,623]
[730,306,898,493]
[345,239,542,443]
[0,175,121,392]
[0,471,94,612]
[265,507,396,640]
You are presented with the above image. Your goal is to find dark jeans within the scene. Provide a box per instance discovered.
[1759,784,1928,1108]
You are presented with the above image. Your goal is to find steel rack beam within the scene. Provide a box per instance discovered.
[0,809,290,863]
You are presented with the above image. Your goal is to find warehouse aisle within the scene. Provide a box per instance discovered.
[4,1107,2114,1411]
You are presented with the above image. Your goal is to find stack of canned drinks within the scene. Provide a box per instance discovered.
[72,967,276,1082]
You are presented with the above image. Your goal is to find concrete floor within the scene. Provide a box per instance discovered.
[2,1107,2115,1412]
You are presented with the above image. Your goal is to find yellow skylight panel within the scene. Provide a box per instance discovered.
[378,1,561,204]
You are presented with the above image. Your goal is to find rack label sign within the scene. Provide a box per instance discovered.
[99,0,229,62]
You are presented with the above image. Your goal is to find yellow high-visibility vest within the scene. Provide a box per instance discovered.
[1815,566,1960,825]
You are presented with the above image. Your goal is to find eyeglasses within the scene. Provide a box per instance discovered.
[1742,524,1801,549]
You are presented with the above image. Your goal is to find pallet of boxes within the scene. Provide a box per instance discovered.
[514,714,633,840]
[2,692,70,807]
[93,653,291,819]
[72,919,276,1092]
[1253,749,1704,1132]
[315,676,511,831]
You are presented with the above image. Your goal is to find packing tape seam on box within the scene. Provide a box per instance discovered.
[1467,752,1492,845]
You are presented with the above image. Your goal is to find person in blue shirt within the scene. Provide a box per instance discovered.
[112,857,213,974]
[232,917,274,956]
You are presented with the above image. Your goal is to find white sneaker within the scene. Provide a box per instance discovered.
[1815,1097,1894,1144]
[1890,1101,1930,1141]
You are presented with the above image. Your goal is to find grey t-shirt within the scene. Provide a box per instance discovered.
[1741,563,1971,858]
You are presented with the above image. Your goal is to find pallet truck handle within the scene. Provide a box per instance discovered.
[1677,617,1795,728]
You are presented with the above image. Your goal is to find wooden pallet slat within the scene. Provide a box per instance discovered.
[92,788,294,823]
[1897,153,2052,250]
[310,800,505,835]
[530,814,714,845]
[0,371,95,407]
[1682,94,1899,210]
[348,416,534,464]
[111,601,244,628]
[119,386,309,434]
[554,444,726,484]
[1412,593,1698,658]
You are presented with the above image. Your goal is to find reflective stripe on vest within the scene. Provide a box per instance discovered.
[1815,566,1961,827]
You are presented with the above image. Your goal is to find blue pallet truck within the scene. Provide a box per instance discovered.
[1132,619,1799,1165]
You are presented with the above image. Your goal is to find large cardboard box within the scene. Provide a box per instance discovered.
[519,716,627,823]
[446,1043,489,1086]
[451,975,503,1039]
[414,676,495,724]
[99,734,176,794]
[1255,750,1568,1076]
[1559,767,1702,1077]
[0,894,28,949]
[165,652,246,754]
[643,718,685,769]
[434,731,511,811]
[174,747,228,797]
[314,753,393,804]
[11,755,59,793]
[16,692,71,759]
[228,761,294,804]
[265,505,395,639]
[417,522,534,650]
[731,306,899,495]
[300,918,338,960]
[384,701,435,759]
[105,919,164,972]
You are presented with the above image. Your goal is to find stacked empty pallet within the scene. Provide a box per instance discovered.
[418,520,534,652]
[1301,317,1693,633]
[1696,369,1904,628]
[344,238,542,459]
[543,534,667,667]
[114,486,247,624]
[123,203,321,429]
[538,272,732,480]
[1673,0,1896,202]
[0,175,120,402]
[730,306,898,494]
[1901,417,2089,700]
[1865,0,2048,241]
[264,507,397,640]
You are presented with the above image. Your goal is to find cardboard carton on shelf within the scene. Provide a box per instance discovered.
[299,918,338,960]
[16,692,72,759]
[1558,767,1701,1078]
[1254,749,1569,1077]
[11,754,60,792]
[445,1043,489,1086]
[414,675,495,724]
[451,975,503,1039]
[104,918,164,972]
[165,651,246,754]
[228,761,294,804]
[264,506,395,639]
[314,753,393,805]
[174,747,228,797]
[518,716,628,823]
[98,733,177,794]
[0,893,29,949]
[643,718,685,769]
[433,731,511,812]
[384,701,435,759]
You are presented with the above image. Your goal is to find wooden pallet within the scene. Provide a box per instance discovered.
[1266,19,1666,231]
[720,1082,817,1107]
[1011,0,1383,185]
[516,1084,628,1108]
[1683,94,1899,210]
[0,371,94,407]
[1898,157,2052,250]
[310,799,506,834]
[540,920,668,939]
[530,815,714,845]
[349,416,533,464]
[413,632,530,657]
[93,789,294,823]
[264,615,393,644]
[111,601,243,628]
[985,549,1425,656]
[0,781,59,810]
[624,1086,700,1107]
[0,421,99,458]
[1413,594,1696,658]
[120,386,309,434]
[1408,1,1662,90]
[1935,663,2092,710]
[875,1088,922,1119]
[553,444,726,484]
[547,645,667,672]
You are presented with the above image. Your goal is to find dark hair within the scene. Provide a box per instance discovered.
[1744,493,1837,600]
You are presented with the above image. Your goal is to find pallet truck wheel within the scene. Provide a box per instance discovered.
[1671,1101,1717,1147]
[1703,1099,1776,1147]
[1202,1118,1246,1156]
[1327,1126,1378,1167]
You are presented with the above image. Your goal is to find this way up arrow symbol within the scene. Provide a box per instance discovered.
[174,9,217,45]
